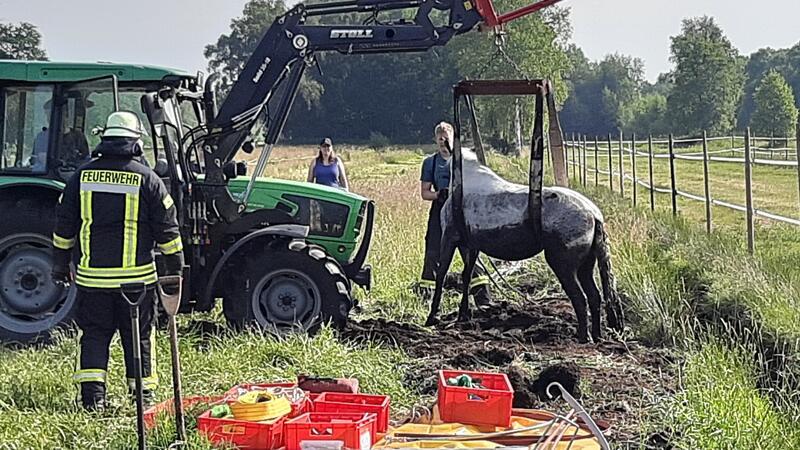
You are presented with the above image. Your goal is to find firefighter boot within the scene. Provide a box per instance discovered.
[472,284,493,308]
[80,381,106,412]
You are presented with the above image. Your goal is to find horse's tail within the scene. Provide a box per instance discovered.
[593,219,625,332]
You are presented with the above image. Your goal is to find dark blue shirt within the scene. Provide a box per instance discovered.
[420,153,450,191]
[313,159,340,188]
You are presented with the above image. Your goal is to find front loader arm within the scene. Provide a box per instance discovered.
[193,0,566,223]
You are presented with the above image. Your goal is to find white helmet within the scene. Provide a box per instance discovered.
[101,111,148,138]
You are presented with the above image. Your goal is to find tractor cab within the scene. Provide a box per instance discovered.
[0,63,197,181]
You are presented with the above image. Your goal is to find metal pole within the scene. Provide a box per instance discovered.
[702,131,712,233]
[668,133,677,216]
[618,131,625,197]
[745,127,755,254]
[582,135,588,187]
[648,135,654,211]
[631,133,637,207]
[594,136,599,186]
[607,133,613,192]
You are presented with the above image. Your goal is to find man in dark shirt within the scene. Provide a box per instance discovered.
[417,121,491,304]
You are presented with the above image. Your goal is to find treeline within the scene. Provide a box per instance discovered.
[561,17,800,139]
[5,4,798,145]
[203,0,572,145]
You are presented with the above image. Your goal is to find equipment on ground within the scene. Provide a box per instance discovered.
[157,273,187,446]
[0,0,567,343]
[120,282,149,450]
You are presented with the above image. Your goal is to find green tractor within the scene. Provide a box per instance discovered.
[0,60,374,343]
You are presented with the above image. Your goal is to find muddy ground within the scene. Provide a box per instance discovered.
[343,285,678,447]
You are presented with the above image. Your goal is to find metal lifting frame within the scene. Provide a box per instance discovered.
[451,79,564,243]
[187,0,567,223]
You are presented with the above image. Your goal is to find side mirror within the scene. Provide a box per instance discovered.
[155,158,169,177]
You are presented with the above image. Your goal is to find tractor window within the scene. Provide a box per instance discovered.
[283,194,349,238]
[0,85,54,173]
[55,79,117,171]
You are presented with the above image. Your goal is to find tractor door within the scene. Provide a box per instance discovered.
[51,76,119,180]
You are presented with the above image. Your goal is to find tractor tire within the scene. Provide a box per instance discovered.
[0,198,78,345]
[223,240,352,334]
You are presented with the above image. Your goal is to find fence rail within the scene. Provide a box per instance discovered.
[564,123,800,254]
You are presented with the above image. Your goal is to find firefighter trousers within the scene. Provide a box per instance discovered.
[420,199,491,299]
[73,287,158,406]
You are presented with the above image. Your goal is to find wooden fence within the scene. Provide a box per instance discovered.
[563,122,800,254]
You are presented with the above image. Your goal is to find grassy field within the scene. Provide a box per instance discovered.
[2,144,800,449]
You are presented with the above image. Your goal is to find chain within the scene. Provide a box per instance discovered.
[474,28,531,81]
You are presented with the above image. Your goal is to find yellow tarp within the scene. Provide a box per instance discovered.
[373,410,602,450]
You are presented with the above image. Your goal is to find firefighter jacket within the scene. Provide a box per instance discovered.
[52,138,184,289]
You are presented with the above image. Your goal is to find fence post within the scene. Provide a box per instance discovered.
[607,133,613,192]
[795,119,800,211]
[731,132,735,157]
[594,136,599,186]
[702,131,712,233]
[573,134,578,183]
[745,128,755,255]
[631,133,637,207]
[566,133,572,180]
[668,133,677,216]
[648,135,655,211]
[582,135,588,187]
[618,131,625,197]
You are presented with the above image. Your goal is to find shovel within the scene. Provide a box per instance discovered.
[157,274,186,446]
[121,282,149,450]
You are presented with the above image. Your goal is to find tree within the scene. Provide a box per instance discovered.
[205,0,572,143]
[560,51,645,136]
[620,93,669,136]
[750,70,798,137]
[0,22,47,60]
[738,43,800,128]
[449,3,571,146]
[667,17,744,135]
[204,0,323,109]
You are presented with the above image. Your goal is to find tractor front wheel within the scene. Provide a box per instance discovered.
[224,242,352,333]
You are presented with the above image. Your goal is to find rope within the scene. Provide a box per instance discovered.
[477,255,528,301]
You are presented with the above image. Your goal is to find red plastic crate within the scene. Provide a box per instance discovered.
[314,392,390,434]
[285,412,376,450]
[437,370,514,428]
[143,395,224,430]
[224,382,312,417]
[197,410,285,450]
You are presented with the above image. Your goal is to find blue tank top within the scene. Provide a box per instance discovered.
[313,159,340,187]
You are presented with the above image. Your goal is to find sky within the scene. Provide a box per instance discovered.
[1,0,799,82]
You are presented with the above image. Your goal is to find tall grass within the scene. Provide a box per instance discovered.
[669,340,800,449]
[3,146,800,449]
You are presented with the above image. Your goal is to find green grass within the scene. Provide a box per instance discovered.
[0,326,415,449]
[3,144,800,449]
[669,340,800,449]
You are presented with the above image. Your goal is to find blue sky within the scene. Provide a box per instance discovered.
[1,0,798,81]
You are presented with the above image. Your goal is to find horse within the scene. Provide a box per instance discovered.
[424,148,625,343]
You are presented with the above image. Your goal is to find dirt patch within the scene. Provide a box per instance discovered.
[343,297,677,445]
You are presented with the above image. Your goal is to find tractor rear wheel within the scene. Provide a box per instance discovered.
[224,241,352,333]
[0,199,77,344]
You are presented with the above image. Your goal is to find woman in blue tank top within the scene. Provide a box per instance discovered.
[307,137,349,190]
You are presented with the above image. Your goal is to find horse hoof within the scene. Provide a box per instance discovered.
[577,334,593,344]
[457,311,472,322]
[424,316,439,327]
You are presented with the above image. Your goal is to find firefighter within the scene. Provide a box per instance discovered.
[417,121,491,304]
[51,111,184,411]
